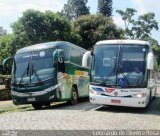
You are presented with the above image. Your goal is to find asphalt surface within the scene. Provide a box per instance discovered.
[0,87,159,136]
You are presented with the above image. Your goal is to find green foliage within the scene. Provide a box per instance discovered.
[116,8,159,40]
[152,46,160,65]
[116,8,160,63]
[0,35,13,62]
[11,9,80,53]
[73,14,124,49]
[0,75,11,100]
[0,104,33,114]
[97,0,112,17]
[60,0,90,21]
[0,88,11,101]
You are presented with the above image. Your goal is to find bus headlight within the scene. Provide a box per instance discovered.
[131,93,147,98]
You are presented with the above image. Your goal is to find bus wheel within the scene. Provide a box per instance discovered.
[68,87,78,105]
[44,102,51,107]
[32,103,43,110]
[152,87,157,100]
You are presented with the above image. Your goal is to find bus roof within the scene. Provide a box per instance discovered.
[16,41,87,54]
[96,39,150,46]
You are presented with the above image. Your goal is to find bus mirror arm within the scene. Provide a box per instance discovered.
[53,49,64,62]
[82,51,91,67]
[91,50,94,56]
[148,79,155,89]
[147,52,154,70]
[2,57,13,74]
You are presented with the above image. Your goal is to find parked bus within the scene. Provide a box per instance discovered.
[5,41,90,109]
[82,40,158,108]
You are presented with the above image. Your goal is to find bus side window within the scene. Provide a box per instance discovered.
[58,57,65,73]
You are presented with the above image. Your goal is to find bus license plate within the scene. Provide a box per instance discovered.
[27,98,36,102]
[111,99,121,103]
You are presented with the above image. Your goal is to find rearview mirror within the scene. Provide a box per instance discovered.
[53,49,65,73]
[2,57,13,75]
[82,51,91,67]
[147,52,154,70]
[53,49,64,62]
[148,79,155,89]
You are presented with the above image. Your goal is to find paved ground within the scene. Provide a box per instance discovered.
[0,100,12,107]
[0,87,159,133]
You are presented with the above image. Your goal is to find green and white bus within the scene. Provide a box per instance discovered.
[83,40,158,108]
[8,41,90,109]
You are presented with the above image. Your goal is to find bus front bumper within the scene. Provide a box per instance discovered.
[90,94,149,108]
[11,84,60,105]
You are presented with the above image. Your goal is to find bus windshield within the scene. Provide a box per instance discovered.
[91,44,149,88]
[12,48,55,86]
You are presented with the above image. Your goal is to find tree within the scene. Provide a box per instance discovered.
[97,0,112,17]
[60,0,90,21]
[146,37,160,65]
[11,9,80,54]
[74,14,124,49]
[116,8,159,40]
[153,44,160,65]
[0,35,13,74]
[0,35,13,62]
[116,8,160,64]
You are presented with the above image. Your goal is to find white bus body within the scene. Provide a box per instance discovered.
[83,40,158,108]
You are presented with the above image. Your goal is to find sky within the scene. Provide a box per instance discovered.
[0,0,160,43]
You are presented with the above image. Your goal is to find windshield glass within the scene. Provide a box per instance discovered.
[12,48,55,85]
[117,45,148,87]
[31,50,55,83]
[91,44,149,87]
[91,45,119,85]
[12,53,31,84]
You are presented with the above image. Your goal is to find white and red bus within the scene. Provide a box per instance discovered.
[83,40,158,108]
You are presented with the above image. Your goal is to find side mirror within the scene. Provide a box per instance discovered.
[2,57,13,75]
[82,51,91,67]
[53,49,64,62]
[147,52,154,70]
[53,49,65,73]
[148,79,155,89]
[91,50,94,56]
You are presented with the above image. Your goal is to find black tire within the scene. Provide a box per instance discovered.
[44,102,51,107]
[68,87,78,105]
[32,103,43,110]
[149,90,152,102]
[145,91,152,109]
[152,87,157,100]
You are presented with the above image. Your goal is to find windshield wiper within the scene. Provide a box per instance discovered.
[31,63,43,84]
[102,59,117,85]
[19,62,30,85]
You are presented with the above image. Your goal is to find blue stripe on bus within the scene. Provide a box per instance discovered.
[92,87,104,92]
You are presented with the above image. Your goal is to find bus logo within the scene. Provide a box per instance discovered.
[105,88,114,93]
[114,92,118,96]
